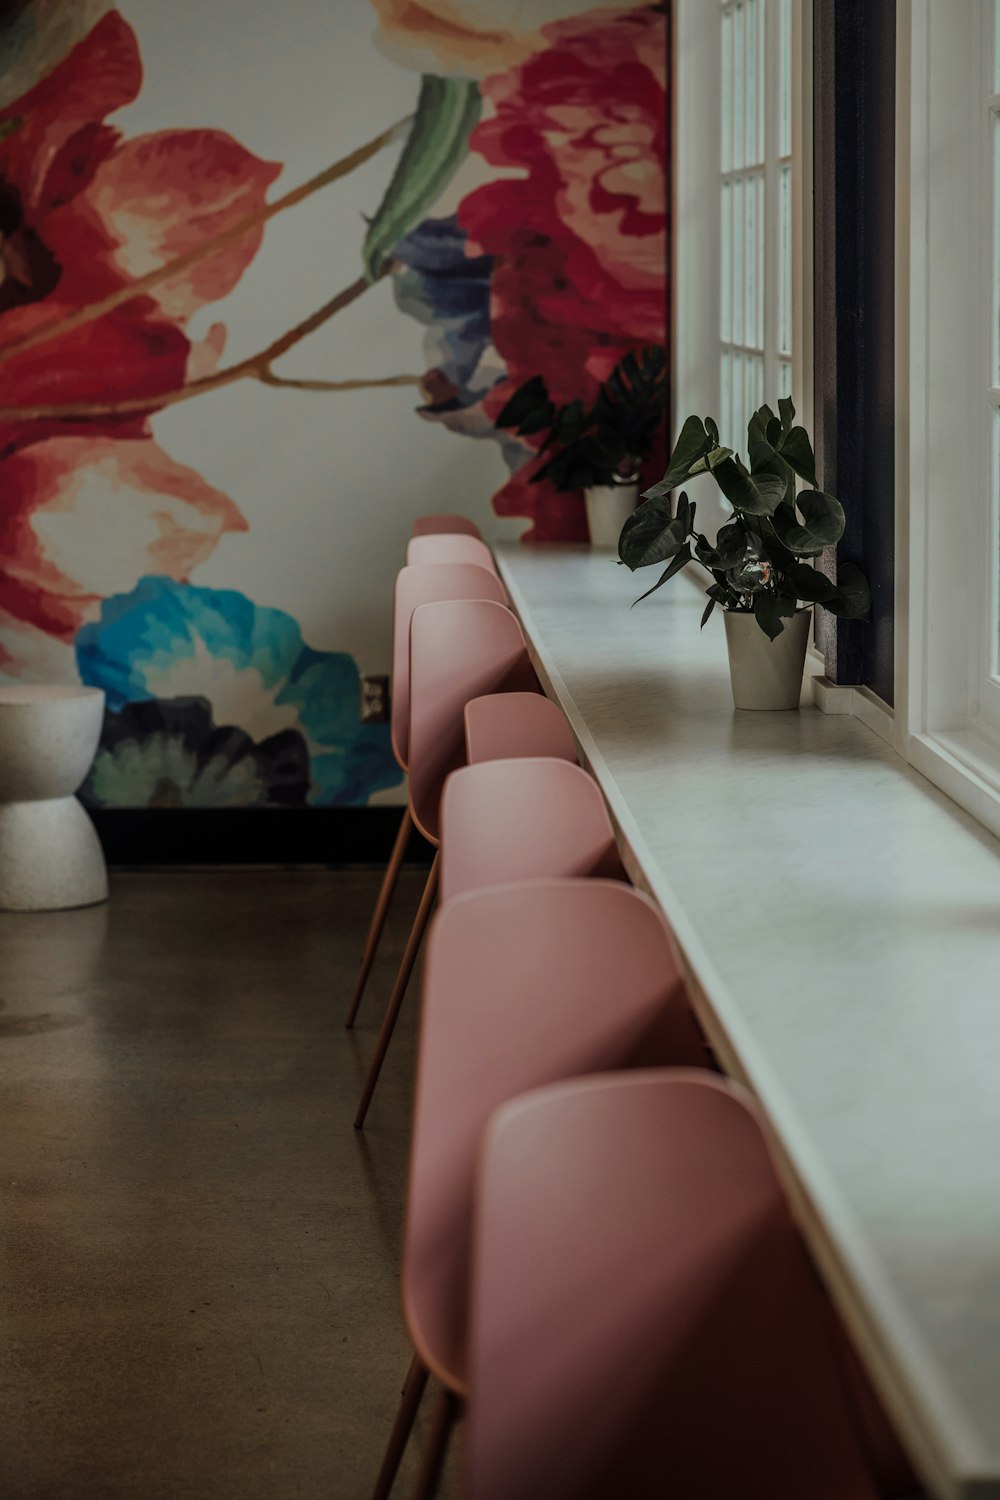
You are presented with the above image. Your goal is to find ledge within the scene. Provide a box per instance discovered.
[495,540,1000,1500]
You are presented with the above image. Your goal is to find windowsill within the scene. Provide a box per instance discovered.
[908,727,1000,842]
[494,539,1000,1500]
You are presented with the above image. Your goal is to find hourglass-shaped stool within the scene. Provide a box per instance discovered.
[0,685,109,911]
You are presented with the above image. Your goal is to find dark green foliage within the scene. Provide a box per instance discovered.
[617,399,871,638]
[495,346,667,491]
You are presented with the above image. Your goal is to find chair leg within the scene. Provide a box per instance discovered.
[370,1352,429,1500]
[354,852,440,1130]
[346,807,412,1029]
[410,1389,459,1500]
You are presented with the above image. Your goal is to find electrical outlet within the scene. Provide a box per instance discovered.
[360,674,390,724]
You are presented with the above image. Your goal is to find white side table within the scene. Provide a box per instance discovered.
[0,685,109,911]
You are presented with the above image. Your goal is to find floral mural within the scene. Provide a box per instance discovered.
[381,1,669,542]
[0,11,273,647]
[0,0,667,811]
[76,578,399,807]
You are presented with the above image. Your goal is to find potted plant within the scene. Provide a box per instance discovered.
[617,398,870,709]
[495,345,667,548]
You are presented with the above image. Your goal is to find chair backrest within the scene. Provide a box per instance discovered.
[406,533,499,576]
[407,599,537,843]
[439,758,624,903]
[402,879,706,1392]
[465,1071,882,1500]
[464,691,577,766]
[391,564,507,770]
[412,513,482,538]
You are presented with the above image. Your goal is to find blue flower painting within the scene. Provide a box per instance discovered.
[392,215,515,446]
[81,698,310,809]
[76,578,402,808]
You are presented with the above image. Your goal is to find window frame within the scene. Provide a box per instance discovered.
[718,0,801,453]
[900,0,1000,839]
[672,0,811,540]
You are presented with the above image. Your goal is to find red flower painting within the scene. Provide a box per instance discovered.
[0,9,279,643]
[458,5,668,541]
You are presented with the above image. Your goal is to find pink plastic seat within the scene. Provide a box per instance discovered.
[406,601,537,847]
[406,533,500,577]
[354,599,541,1128]
[367,880,707,1499]
[390,566,507,772]
[412,514,482,538]
[439,759,625,903]
[466,1071,890,1500]
[464,691,577,765]
[346,564,508,1032]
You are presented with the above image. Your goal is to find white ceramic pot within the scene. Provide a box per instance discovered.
[723,607,812,711]
[584,481,638,550]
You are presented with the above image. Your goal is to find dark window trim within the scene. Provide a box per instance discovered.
[812,0,896,701]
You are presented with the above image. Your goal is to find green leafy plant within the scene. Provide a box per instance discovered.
[495,345,667,491]
[617,397,871,639]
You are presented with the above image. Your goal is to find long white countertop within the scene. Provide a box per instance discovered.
[495,541,1000,1500]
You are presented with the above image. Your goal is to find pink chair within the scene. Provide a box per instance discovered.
[406,533,500,577]
[346,564,509,1031]
[405,602,539,849]
[465,1071,896,1500]
[367,879,707,1499]
[412,514,482,538]
[464,691,578,765]
[439,759,625,903]
[389,567,508,783]
[353,600,540,1128]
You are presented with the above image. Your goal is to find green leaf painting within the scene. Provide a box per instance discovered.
[363,75,481,281]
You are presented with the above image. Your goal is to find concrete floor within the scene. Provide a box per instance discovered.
[0,867,460,1500]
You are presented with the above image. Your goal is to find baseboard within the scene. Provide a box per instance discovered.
[90,808,434,867]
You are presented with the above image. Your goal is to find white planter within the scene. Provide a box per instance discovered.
[584,482,638,550]
[723,608,812,711]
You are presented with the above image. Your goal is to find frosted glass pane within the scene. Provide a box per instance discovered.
[746,172,761,351]
[732,178,745,347]
[733,5,745,171]
[745,176,756,350]
[733,352,744,448]
[721,350,732,452]
[755,174,766,348]
[757,0,767,164]
[779,361,793,400]
[721,183,732,341]
[751,355,765,410]
[779,0,792,159]
[995,0,1000,95]
[779,165,792,356]
[746,0,758,166]
[722,9,733,173]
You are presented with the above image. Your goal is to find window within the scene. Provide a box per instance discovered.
[719,0,796,451]
[902,0,1000,837]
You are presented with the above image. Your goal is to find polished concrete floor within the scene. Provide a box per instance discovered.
[0,867,460,1500]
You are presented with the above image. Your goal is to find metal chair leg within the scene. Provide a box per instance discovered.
[370,1352,429,1500]
[354,852,439,1129]
[410,1389,459,1500]
[346,807,412,1029]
